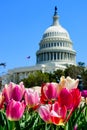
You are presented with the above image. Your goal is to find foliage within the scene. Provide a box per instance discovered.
[23,71,49,88]
[64,65,84,79]
[78,62,85,67]
[81,69,87,90]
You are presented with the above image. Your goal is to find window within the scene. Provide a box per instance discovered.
[54,52,56,60]
[54,43,56,46]
[57,43,59,46]
[51,43,53,47]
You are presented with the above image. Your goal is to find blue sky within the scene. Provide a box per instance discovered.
[0,0,87,75]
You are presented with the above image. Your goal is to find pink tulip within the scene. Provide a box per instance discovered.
[6,99,25,121]
[81,90,87,98]
[38,102,67,125]
[40,83,58,103]
[24,88,40,109]
[2,82,25,104]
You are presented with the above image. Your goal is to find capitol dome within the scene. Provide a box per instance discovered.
[36,7,76,71]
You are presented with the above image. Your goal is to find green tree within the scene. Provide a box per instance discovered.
[48,72,56,82]
[22,71,49,88]
[81,69,87,89]
[53,69,65,82]
[64,65,84,79]
[78,62,85,67]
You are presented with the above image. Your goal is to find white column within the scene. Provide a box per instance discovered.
[45,53,47,61]
[62,52,64,60]
[52,52,54,60]
[48,53,49,60]
[69,53,70,60]
[56,52,57,60]
[64,53,66,60]
[59,52,60,60]
[61,52,63,60]
[42,53,44,62]
[66,53,68,60]
[49,52,51,60]
[47,53,48,61]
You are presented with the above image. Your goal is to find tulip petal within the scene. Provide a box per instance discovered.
[45,83,58,100]
[0,93,5,109]
[12,86,22,101]
[41,83,58,103]
[58,88,73,109]
[38,105,51,122]
[70,88,81,110]
[52,102,67,119]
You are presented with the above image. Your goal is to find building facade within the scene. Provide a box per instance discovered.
[2,7,76,85]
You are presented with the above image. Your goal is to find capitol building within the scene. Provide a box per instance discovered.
[2,7,76,85]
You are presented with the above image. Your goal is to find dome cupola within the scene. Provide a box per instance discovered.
[43,6,70,40]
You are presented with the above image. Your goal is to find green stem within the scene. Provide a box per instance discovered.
[15,121,21,130]
[1,111,10,130]
[45,123,48,130]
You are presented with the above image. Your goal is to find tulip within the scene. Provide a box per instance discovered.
[65,88,81,122]
[58,76,81,110]
[59,76,79,90]
[38,102,67,125]
[38,104,51,123]
[58,87,81,111]
[51,102,67,125]
[40,83,58,103]
[58,88,73,110]
[81,90,87,98]
[6,99,25,121]
[2,82,25,104]
[24,88,40,109]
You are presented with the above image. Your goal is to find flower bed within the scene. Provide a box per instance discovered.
[0,76,87,130]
